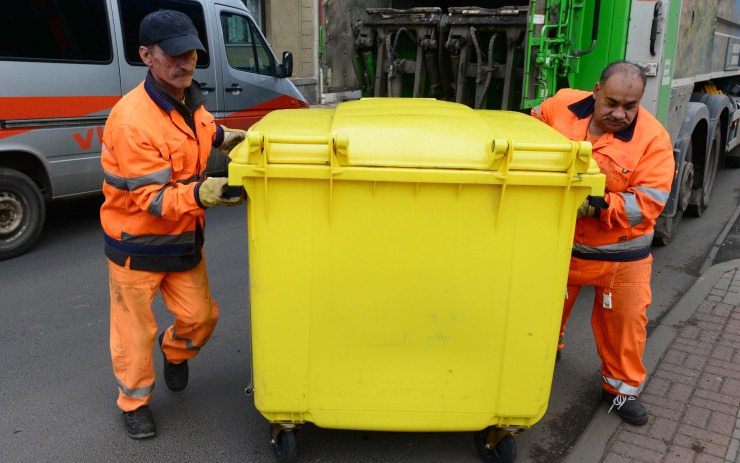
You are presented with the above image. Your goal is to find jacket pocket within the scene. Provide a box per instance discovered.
[161,134,189,173]
[597,147,640,191]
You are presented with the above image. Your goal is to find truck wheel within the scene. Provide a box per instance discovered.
[656,159,694,246]
[0,168,46,260]
[687,125,720,217]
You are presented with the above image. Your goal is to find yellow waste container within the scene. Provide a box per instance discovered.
[228,98,605,463]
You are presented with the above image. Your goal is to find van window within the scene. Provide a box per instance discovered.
[119,0,209,67]
[220,12,277,76]
[0,0,111,62]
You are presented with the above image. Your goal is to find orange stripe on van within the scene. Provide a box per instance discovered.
[0,96,120,120]
[0,128,32,141]
[216,95,308,122]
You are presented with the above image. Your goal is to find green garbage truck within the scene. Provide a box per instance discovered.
[321,0,740,244]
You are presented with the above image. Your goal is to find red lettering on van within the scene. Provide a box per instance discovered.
[72,126,104,150]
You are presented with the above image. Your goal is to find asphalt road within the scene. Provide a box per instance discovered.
[1,166,739,463]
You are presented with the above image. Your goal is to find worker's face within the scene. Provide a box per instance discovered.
[139,44,197,97]
[591,75,644,133]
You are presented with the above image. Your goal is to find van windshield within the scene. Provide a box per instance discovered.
[220,12,276,76]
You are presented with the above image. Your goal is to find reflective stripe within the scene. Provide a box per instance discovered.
[104,167,172,191]
[173,326,202,352]
[635,185,669,205]
[105,233,195,257]
[103,172,128,190]
[572,233,653,256]
[620,192,644,226]
[603,375,643,395]
[117,378,154,399]
[148,186,171,218]
[120,231,195,247]
[532,105,541,117]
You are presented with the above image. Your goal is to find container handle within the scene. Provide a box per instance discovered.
[230,130,264,165]
[489,138,592,175]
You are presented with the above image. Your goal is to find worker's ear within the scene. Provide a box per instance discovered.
[139,46,153,66]
[593,82,600,99]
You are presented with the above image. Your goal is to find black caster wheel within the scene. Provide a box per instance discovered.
[474,427,517,463]
[269,425,297,463]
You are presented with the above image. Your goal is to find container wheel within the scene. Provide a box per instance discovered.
[474,427,517,463]
[269,425,297,463]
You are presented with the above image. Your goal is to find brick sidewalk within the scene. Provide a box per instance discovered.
[601,266,740,463]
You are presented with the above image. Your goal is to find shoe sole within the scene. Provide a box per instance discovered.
[602,392,649,426]
[620,415,648,426]
[127,430,156,439]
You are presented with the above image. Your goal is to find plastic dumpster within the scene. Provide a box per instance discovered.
[228,98,605,463]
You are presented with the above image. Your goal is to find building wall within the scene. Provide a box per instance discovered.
[264,0,319,103]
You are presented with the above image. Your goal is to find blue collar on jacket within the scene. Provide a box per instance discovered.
[566,93,638,142]
[143,72,206,115]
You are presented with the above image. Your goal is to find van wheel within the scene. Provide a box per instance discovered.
[0,169,45,260]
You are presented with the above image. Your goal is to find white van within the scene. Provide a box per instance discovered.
[0,0,308,260]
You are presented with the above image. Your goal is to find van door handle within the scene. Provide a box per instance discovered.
[226,84,243,94]
[198,82,215,93]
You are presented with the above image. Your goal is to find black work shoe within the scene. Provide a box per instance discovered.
[159,331,188,391]
[123,406,156,439]
[602,390,648,425]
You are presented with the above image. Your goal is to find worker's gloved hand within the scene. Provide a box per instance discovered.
[197,177,244,208]
[219,126,247,155]
[577,198,596,218]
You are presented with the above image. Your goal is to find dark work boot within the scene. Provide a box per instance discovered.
[123,406,156,439]
[159,331,189,391]
[602,390,649,425]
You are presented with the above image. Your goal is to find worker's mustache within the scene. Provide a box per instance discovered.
[603,115,628,124]
[172,70,194,78]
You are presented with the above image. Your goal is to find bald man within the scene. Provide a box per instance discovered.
[532,61,675,425]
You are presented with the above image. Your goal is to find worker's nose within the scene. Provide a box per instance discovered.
[611,107,627,121]
[176,50,197,70]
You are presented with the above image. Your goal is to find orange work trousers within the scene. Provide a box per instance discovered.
[108,257,219,412]
[559,255,652,396]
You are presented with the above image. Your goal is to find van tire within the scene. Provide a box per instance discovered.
[0,168,46,261]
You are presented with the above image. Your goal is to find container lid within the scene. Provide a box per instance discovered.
[233,98,595,174]
[331,98,498,169]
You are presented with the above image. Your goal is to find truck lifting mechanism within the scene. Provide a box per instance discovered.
[322,0,740,245]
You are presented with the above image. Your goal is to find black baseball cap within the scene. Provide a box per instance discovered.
[139,9,206,56]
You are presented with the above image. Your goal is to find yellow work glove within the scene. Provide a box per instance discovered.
[197,177,244,208]
[219,126,247,155]
[577,198,595,218]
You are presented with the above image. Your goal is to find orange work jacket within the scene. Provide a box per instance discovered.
[532,89,675,261]
[100,78,224,267]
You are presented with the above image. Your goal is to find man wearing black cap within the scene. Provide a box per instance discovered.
[100,9,247,439]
